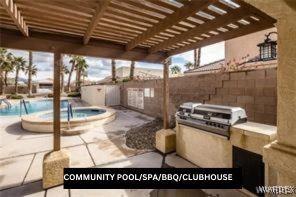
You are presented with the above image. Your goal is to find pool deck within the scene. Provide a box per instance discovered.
[0,101,247,197]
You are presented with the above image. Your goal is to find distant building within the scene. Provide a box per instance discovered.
[36,78,53,94]
[97,66,163,84]
[184,59,225,76]
[116,66,163,79]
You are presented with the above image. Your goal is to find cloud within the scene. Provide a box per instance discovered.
[6,42,225,80]
[136,62,162,69]
[170,41,225,72]
[62,56,113,81]
[172,50,194,64]
[200,41,225,65]
[7,50,54,80]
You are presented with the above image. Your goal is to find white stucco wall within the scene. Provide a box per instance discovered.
[81,85,106,106]
[81,85,120,106]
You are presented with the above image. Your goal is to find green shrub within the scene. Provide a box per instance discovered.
[6,94,23,99]
[67,92,81,97]
[27,95,35,98]
[122,77,130,82]
[47,93,53,98]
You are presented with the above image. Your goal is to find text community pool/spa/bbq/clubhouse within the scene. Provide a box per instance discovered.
[64,168,242,189]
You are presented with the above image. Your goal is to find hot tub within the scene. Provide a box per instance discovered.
[21,106,116,135]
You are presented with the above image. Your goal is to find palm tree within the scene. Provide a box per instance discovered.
[67,55,80,92]
[61,64,69,93]
[130,61,135,80]
[25,62,37,96]
[0,48,7,95]
[0,48,14,94]
[194,48,201,68]
[75,57,88,91]
[0,48,7,62]
[82,70,88,84]
[170,65,181,75]
[26,51,36,96]
[3,58,14,87]
[184,62,194,70]
[13,56,26,94]
[1,50,14,87]
[111,59,116,82]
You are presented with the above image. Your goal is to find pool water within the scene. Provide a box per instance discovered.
[0,99,69,116]
[39,109,106,120]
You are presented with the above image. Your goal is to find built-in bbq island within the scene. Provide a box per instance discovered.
[175,103,277,195]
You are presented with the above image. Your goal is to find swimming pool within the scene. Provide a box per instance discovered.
[0,99,69,116]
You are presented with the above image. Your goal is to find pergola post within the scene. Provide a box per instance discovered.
[155,57,175,154]
[162,58,171,129]
[53,52,61,151]
[42,51,69,189]
[111,59,116,82]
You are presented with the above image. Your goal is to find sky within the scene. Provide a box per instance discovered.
[6,41,225,82]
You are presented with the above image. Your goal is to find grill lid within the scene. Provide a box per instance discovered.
[191,104,247,125]
[177,102,202,114]
[176,103,248,139]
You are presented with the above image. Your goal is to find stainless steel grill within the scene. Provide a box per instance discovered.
[176,103,247,138]
[176,102,202,119]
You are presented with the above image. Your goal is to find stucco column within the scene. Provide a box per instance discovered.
[244,0,296,186]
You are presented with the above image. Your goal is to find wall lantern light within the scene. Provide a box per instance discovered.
[257,32,277,61]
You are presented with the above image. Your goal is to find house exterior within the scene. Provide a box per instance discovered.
[97,66,163,84]
[185,27,277,75]
[36,78,53,94]
[184,59,225,76]
[225,27,277,63]
[115,66,163,79]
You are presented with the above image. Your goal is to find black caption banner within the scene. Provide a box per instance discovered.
[64,168,242,189]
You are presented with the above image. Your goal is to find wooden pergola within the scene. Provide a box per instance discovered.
[0,0,276,151]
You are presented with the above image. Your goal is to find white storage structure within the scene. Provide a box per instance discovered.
[81,85,120,106]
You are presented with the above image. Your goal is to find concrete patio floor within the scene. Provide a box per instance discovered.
[0,152,248,197]
[0,106,248,197]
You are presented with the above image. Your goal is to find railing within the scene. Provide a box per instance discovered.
[0,98,12,108]
[67,102,73,121]
[67,102,73,129]
[20,99,29,116]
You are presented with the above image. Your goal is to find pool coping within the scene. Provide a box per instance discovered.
[21,106,116,134]
[21,106,116,125]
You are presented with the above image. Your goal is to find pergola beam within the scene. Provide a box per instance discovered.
[125,0,216,51]
[0,0,29,36]
[168,21,274,56]
[150,7,252,53]
[0,28,168,63]
[83,0,110,45]
[238,0,276,24]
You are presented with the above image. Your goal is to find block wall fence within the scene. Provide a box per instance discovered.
[120,68,277,126]
[1,85,37,94]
